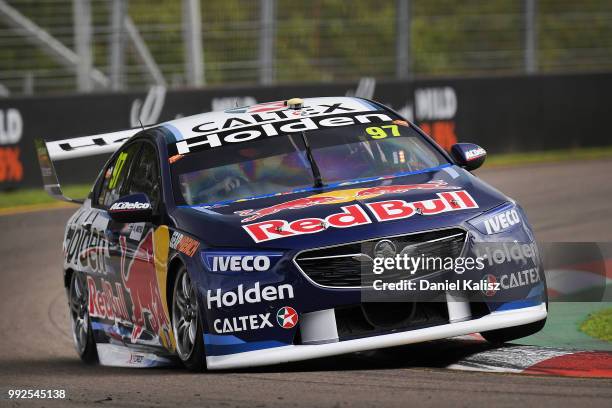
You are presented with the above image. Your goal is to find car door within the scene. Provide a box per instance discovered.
[105,140,173,350]
[82,141,142,343]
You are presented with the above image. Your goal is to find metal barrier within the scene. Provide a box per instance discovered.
[1,0,612,96]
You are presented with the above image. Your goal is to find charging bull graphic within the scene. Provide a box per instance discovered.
[119,230,174,349]
[236,180,459,222]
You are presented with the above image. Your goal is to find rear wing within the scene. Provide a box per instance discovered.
[35,129,143,203]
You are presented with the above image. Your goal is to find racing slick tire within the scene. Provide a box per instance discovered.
[171,266,205,371]
[68,271,98,364]
[480,317,547,344]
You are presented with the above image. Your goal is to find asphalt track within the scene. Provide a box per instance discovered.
[1,159,612,407]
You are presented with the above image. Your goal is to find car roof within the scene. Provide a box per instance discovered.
[157,96,393,156]
[161,97,382,131]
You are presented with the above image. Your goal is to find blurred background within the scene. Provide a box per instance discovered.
[1,0,612,93]
[0,0,611,191]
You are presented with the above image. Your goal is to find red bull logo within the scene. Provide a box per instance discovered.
[236,180,458,222]
[119,232,173,346]
[243,190,478,243]
[88,276,130,322]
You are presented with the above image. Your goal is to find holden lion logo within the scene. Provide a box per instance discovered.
[276,306,298,329]
[373,239,396,258]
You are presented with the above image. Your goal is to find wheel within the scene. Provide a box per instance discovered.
[481,318,546,344]
[172,266,205,371]
[68,271,98,364]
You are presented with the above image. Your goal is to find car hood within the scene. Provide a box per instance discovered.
[172,165,509,249]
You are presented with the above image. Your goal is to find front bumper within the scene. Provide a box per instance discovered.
[206,302,547,370]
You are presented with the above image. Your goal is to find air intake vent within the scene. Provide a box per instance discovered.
[294,228,467,288]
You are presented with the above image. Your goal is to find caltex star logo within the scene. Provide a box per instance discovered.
[276,306,298,329]
[483,274,498,297]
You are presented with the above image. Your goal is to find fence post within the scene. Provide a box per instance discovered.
[524,0,538,74]
[73,0,93,92]
[395,0,410,79]
[182,0,204,87]
[109,0,126,91]
[259,0,276,85]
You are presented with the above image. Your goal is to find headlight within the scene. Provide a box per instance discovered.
[201,250,283,274]
[467,202,523,235]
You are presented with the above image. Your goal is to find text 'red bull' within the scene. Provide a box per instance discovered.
[243,190,478,243]
[88,276,130,322]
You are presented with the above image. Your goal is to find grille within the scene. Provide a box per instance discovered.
[294,228,467,288]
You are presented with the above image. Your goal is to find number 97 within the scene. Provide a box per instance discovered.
[365,125,400,139]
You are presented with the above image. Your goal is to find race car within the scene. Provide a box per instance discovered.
[36,96,547,370]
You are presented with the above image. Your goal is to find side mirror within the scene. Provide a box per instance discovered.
[108,193,153,223]
[451,143,487,171]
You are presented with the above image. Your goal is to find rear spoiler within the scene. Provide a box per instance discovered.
[35,128,143,203]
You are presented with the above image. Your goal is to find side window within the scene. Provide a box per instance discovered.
[126,143,161,209]
[97,143,141,208]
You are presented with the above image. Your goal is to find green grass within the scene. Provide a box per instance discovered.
[486,146,612,167]
[580,308,612,342]
[0,184,90,209]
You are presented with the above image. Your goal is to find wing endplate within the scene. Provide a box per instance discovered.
[35,138,84,203]
[34,127,145,203]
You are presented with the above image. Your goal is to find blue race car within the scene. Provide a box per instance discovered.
[36,97,547,370]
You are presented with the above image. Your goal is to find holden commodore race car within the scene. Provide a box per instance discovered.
[36,97,547,371]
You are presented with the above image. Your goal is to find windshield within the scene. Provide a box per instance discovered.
[171,121,448,206]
